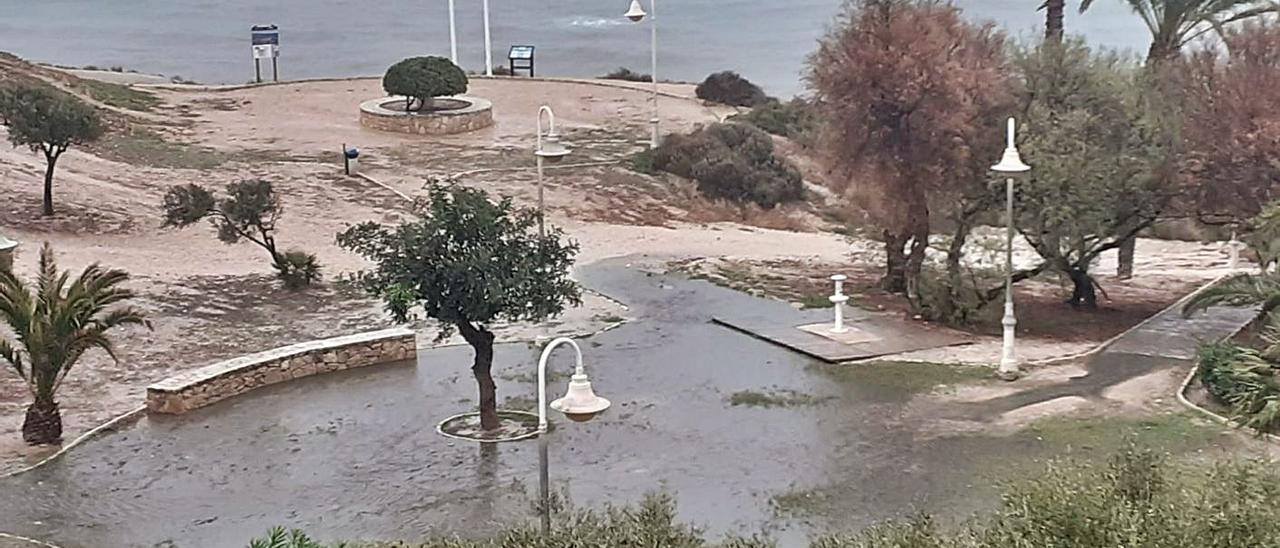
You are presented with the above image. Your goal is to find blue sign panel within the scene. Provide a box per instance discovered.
[251,25,280,46]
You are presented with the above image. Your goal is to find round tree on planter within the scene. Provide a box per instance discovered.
[382,56,469,113]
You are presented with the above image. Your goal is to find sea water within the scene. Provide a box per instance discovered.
[0,0,1148,97]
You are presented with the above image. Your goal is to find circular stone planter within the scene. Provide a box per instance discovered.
[359,95,494,136]
[437,410,544,443]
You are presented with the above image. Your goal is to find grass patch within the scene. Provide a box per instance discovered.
[728,388,832,408]
[1024,412,1230,457]
[592,313,626,324]
[798,294,833,309]
[75,79,160,112]
[769,486,834,519]
[812,360,991,394]
[94,128,229,169]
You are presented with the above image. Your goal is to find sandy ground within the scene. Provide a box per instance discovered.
[0,67,1247,472]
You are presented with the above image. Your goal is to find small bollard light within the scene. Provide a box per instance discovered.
[829,274,849,334]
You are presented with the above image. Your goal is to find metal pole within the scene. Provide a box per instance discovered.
[999,176,1018,380]
[539,434,550,533]
[649,0,660,149]
[271,56,278,82]
[448,0,458,65]
[537,155,545,238]
[483,0,493,76]
[254,59,261,83]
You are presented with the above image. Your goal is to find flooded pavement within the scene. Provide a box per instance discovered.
[0,258,1254,548]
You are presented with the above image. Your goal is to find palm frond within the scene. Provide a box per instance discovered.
[1182,273,1280,318]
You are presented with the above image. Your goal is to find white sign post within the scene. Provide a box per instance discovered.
[251,25,280,83]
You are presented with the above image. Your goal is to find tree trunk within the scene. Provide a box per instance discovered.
[1117,236,1135,279]
[42,152,59,217]
[903,203,930,300]
[22,398,62,445]
[1066,267,1097,309]
[458,322,499,431]
[1044,0,1065,42]
[881,230,908,293]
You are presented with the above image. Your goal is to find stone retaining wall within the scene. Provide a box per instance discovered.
[359,95,494,135]
[146,328,417,414]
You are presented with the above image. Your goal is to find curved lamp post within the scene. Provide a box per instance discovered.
[535,106,571,238]
[624,0,660,149]
[991,118,1031,381]
[535,337,611,532]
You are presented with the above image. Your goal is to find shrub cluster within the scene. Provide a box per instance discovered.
[602,67,652,82]
[1196,335,1280,433]
[652,122,803,208]
[695,71,768,107]
[729,98,816,141]
[273,250,322,290]
[381,56,468,112]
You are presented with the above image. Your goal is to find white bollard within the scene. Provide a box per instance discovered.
[1228,232,1242,271]
[829,274,849,334]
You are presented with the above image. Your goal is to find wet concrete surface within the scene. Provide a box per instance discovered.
[0,259,1249,548]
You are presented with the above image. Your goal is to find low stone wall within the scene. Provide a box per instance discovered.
[146,328,417,414]
[359,95,494,135]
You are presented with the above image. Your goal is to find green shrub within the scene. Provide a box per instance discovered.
[249,527,323,548]
[653,122,802,208]
[602,67,652,82]
[382,56,468,112]
[273,249,322,290]
[729,98,815,141]
[695,71,768,107]
[627,148,658,175]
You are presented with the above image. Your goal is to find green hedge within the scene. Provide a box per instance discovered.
[652,122,803,208]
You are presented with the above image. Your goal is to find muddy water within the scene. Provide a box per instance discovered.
[0,260,1126,547]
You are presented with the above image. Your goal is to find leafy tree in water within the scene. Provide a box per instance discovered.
[0,83,103,216]
[809,0,1015,298]
[338,182,581,430]
[1010,38,1165,308]
[0,244,149,445]
[161,180,321,289]
[382,56,468,112]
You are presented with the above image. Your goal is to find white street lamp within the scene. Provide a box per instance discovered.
[535,105,571,238]
[535,337,611,532]
[991,118,1031,381]
[624,0,661,149]
[447,0,458,65]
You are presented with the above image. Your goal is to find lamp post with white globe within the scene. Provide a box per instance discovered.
[535,106,571,238]
[991,118,1031,381]
[624,0,660,148]
[535,337,611,533]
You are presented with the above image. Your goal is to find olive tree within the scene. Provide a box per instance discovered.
[381,56,468,112]
[0,84,103,216]
[337,182,581,430]
[161,180,321,289]
[1010,38,1165,308]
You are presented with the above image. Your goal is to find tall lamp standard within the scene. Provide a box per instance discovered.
[482,0,493,76]
[447,0,458,64]
[535,337,612,533]
[534,106,571,238]
[624,0,660,149]
[991,118,1031,381]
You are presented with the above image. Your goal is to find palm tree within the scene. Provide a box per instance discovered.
[1042,0,1097,42]
[0,244,148,445]
[1119,0,1277,64]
